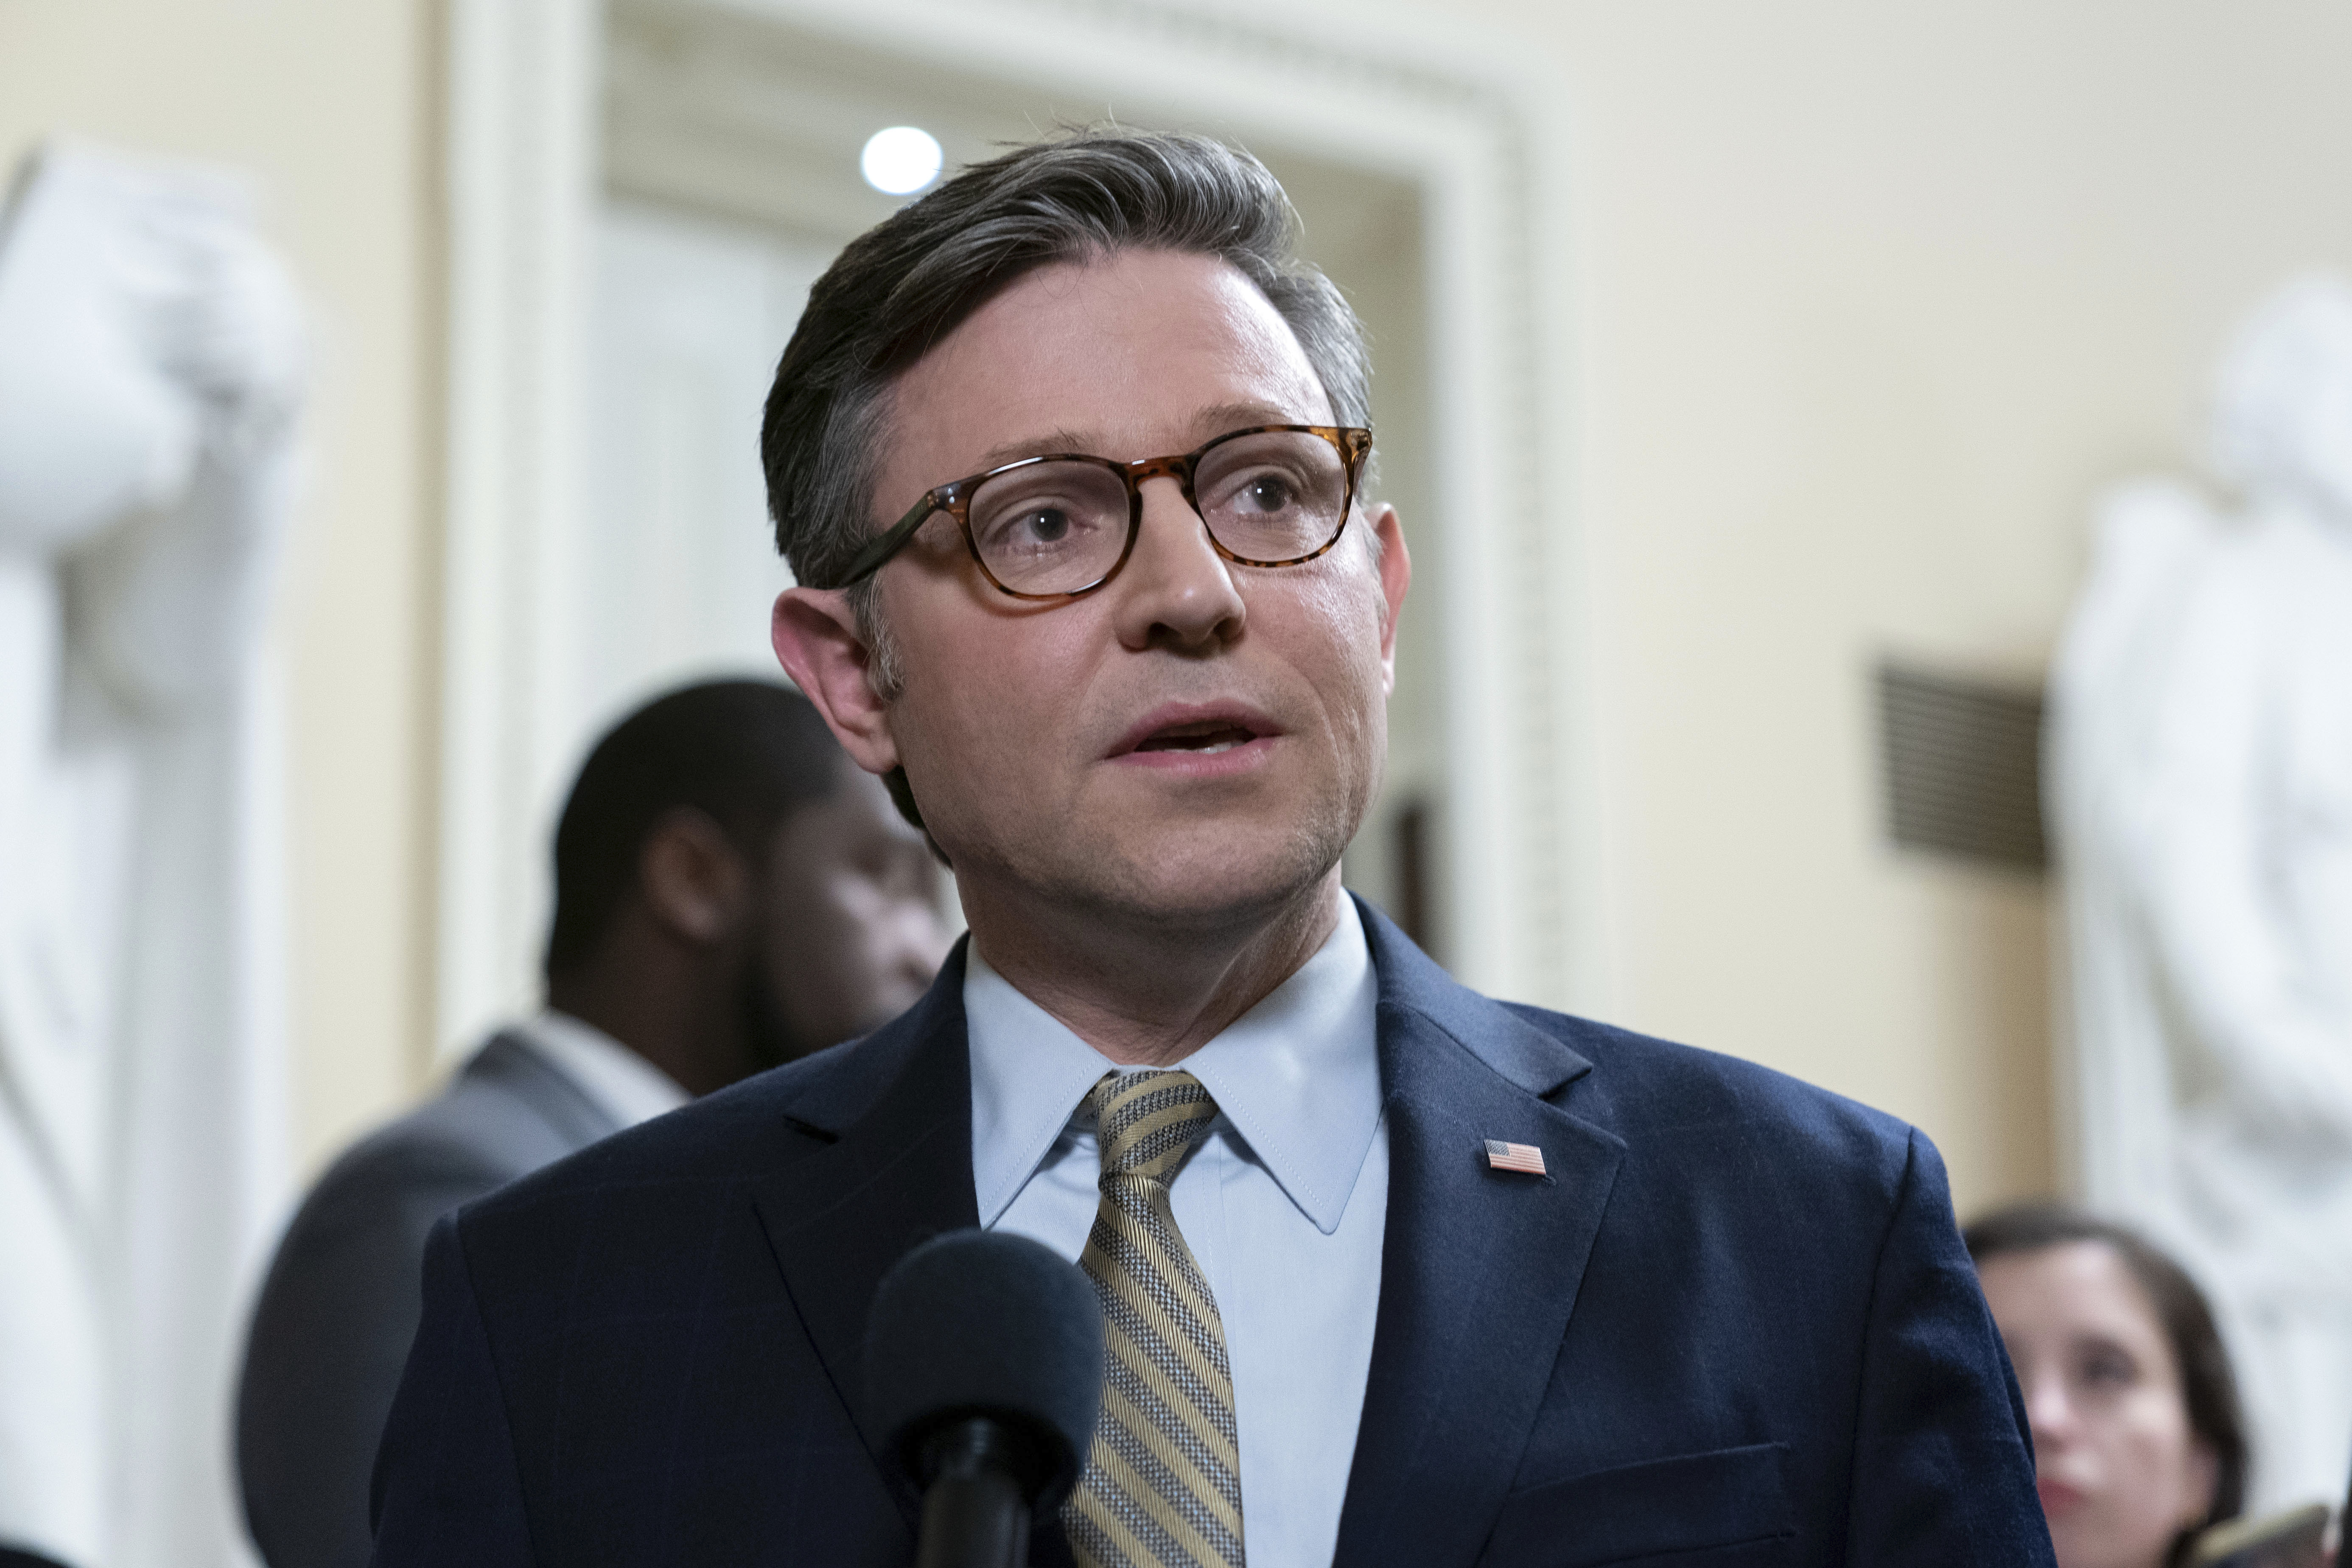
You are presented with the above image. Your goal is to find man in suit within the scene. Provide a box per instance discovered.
[368,132,2055,1565]
[238,679,948,1568]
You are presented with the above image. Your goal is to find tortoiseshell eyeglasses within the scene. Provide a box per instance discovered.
[822,424,1374,601]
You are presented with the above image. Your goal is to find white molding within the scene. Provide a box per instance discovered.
[440,0,1603,1047]
[439,0,599,1054]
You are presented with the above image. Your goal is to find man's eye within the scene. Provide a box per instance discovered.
[1238,476,1296,514]
[986,506,1077,549]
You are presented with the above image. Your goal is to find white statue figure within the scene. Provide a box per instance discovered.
[0,143,301,1568]
[2050,276,2352,1512]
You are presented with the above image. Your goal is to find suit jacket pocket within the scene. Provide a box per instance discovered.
[1479,1442,1794,1568]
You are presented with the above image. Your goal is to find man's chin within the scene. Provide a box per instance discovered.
[1050,828,1344,932]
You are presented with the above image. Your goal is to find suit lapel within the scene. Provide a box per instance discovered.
[1333,906,1627,1568]
[748,949,982,1521]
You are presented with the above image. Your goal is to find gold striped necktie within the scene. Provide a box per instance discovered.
[1062,1070,1247,1568]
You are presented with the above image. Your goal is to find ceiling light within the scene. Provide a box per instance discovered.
[860,127,943,197]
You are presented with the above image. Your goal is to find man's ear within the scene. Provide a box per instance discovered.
[1369,504,1411,695]
[773,585,901,775]
[638,807,748,947]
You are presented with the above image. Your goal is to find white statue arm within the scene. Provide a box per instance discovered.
[0,145,301,714]
[2136,541,2352,1152]
[66,409,298,715]
[61,171,303,713]
[2046,479,2220,1207]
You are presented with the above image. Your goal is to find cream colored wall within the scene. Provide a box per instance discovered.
[0,0,440,1176]
[1395,0,2352,1216]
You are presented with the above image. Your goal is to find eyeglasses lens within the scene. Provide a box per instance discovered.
[1193,429,1350,564]
[966,430,1351,596]
[968,462,1134,596]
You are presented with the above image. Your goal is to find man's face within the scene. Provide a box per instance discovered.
[742,763,950,1064]
[849,249,1409,933]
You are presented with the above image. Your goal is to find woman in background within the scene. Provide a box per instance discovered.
[1966,1203,2248,1568]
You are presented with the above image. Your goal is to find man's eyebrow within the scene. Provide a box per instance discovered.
[1186,400,1306,438]
[966,403,1311,471]
[972,428,1100,470]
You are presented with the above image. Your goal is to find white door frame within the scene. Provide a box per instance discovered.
[438,0,1601,1058]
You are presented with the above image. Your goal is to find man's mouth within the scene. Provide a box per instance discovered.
[1109,703,1281,762]
[1132,720,1260,756]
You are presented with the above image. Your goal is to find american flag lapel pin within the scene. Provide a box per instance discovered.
[1484,1139,1547,1176]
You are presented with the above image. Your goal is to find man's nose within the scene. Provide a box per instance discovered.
[1107,475,1245,652]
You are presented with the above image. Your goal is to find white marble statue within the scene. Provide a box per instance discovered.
[2050,275,2352,1512]
[0,142,301,1568]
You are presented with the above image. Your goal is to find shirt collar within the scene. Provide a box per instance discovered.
[965,896,1382,1236]
[512,1008,691,1130]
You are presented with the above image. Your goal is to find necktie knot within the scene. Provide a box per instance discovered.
[1087,1070,1219,1184]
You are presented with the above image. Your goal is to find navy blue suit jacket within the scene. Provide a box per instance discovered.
[370,901,2053,1566]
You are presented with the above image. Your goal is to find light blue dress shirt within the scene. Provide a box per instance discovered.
[966,896,1388,1568]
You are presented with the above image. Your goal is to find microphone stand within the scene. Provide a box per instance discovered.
[914,1417,1040,1568]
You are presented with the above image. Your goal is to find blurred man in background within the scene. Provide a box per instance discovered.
[234,678,949,1568]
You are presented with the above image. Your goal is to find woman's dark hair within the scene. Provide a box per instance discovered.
[1964,1201,2246,1565]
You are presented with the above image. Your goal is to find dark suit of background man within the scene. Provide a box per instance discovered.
[370,133,2057,1567]
[237,679,949,1568]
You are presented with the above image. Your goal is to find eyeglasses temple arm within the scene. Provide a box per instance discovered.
[825,493,938,589]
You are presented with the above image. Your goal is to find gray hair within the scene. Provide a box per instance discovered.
[759,127,1373,670]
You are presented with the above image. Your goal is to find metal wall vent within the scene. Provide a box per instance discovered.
[1875,661,2047,871]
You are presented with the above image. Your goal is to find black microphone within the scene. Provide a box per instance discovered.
[865,1230,1105,1568]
